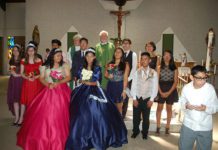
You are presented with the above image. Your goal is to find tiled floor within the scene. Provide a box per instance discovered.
[0,76,218,150]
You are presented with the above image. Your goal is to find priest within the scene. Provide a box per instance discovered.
[95,30,115,89]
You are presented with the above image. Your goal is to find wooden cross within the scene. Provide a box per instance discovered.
[110,6,130,40]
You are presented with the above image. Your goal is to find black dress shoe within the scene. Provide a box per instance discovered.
[142,134,148,140]
[131,132,139,138]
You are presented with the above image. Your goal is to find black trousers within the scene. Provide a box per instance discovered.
[133,97,151,136]
[122,81,132,119]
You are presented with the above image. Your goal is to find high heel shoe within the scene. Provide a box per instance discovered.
[17,122,22,126]
[165,128,170,135]
[155,127,160,135]
[17,120,23,127]
[12,122,18,126]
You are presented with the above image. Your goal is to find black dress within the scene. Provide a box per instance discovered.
[158,66,178,105]
[149,56,157,69]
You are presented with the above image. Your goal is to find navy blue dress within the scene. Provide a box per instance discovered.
[65,66,128,150]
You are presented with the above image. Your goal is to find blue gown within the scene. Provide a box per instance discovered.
[65,66,128,150]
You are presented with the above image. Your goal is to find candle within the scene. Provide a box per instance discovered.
[214,64,216,75]
[138,50,141,62]
[206,32,214,71]
[202,60,204,66]
[138,51,141,68]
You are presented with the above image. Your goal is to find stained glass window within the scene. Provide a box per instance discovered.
[7,36,15,59]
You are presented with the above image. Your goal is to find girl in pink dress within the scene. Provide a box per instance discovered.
[17,48,71,150]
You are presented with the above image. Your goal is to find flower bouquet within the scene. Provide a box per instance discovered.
[50,70,63,82]
[9,65,16,72]
[107,63,116,74]
[81,68,93,81]
[25,70,39,78]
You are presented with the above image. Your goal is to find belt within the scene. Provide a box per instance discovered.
[136,96,150,101]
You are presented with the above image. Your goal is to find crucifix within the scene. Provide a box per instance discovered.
[110,6,130,40]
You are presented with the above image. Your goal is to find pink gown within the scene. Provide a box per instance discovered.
[17,64,71,150]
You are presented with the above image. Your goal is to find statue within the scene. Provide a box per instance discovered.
[180,52,187,67]
[32,25,40,46]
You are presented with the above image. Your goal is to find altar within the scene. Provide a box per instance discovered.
[175,61,196,68]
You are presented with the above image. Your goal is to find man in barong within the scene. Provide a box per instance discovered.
[67,34,82,89]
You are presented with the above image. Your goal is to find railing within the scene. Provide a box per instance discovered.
[177,72,190,96]
[177,74,190,122]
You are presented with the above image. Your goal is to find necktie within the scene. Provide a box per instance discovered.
[124,52,127,58]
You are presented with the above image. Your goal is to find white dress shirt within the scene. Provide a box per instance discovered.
[81,50,86,57]
[131,66,158,101]
[124,50,137,82]
[179,81,218,131]
[62,51,67,64]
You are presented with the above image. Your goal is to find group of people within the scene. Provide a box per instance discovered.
[7,30,218,150]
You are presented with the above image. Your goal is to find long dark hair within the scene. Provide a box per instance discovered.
[83,49,97,71]
[9,45,22,66]
[43,48,64,68]
[109,47,126,71]
[161,50,177,71]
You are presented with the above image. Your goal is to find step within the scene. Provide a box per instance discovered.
[124,104,182,132]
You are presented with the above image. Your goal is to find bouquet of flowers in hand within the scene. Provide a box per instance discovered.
[107,63,116,74]
[26,70,39,78]
[9,65,16,72]
[81,68,93,81]
[50,70,63,82]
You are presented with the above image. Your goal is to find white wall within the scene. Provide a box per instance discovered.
[5,3,25,35]
[125,0,218,63]
[0,8,5,35]
[25,0,218,64]
[0,3,25,74]
[25,0,115,52]
[0,3,25,36]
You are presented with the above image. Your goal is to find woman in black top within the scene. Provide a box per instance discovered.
[145,41,160,70]
[156,50,178,134]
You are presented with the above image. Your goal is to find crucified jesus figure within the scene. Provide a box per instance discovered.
[111,7,130,40]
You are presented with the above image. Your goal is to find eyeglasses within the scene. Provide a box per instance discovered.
[193,76,208,81]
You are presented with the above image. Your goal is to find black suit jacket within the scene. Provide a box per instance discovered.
[71,50,85,79]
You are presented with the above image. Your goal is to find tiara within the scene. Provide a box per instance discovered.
[85,48,95,54]
[54,48,62,52]
[14,44,21,49]
[27,43,36,48]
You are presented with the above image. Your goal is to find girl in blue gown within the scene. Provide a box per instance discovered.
[65,48,128,150]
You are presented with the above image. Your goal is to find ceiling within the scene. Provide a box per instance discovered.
[6,0,25,3]
[99,0,143,11]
